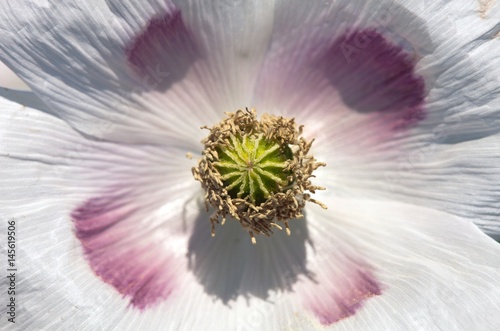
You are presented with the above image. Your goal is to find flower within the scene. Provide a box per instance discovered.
[1,1,500,330]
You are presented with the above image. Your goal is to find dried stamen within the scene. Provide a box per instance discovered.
[192,108,326,243]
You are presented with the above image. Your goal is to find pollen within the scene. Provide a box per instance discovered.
[192,108,326,243]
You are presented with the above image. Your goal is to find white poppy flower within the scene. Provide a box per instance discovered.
[1,1,500,330]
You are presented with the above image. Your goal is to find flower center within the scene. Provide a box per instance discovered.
[192,109,326,243]
[214,134,292,205]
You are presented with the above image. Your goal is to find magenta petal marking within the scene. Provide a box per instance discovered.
[72,196,175,310]
[310,270,382,325]
[323,29,426,129]
[125,8,199,91]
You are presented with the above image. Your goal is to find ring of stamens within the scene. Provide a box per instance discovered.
[192,108,326,243]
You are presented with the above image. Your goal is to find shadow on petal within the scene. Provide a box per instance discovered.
[187,210,313,303]
[123,7,201,93]
[317,3,434,122]
[0,88,52,114]
[323,29,426,115]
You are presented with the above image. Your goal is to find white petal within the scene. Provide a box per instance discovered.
[0,1,276,145]
[289,199,500,330]
[0,87,48,113]
[0,1,203,144]
[250,0,500,236]
[321,34,500,237]
[253,0,432,128]
[0,96,119,328]
[0,92,200,322]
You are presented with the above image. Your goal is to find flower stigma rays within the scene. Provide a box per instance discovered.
[193,109,327,243]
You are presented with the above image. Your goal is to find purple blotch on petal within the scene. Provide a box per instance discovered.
[125,8,199,91]
[311,270,382,325]
[72,196,175,310]
[322,29,426,129]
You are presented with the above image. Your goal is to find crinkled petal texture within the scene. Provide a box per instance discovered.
[1,0,500,330]
[251,0,500,238]
[0,0,275,145]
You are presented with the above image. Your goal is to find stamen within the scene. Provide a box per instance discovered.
[192,108,326,242]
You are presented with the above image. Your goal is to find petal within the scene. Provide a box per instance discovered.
[0,96,118,328]
[321,34,500,238]
[0,89,198,314]
[186,208,312,302]
[252,1,432,142]
[0,1,274,145]
[60,129,200,309]
[0,88,297,327]
[0,1,204,144]
[250,0,500,236]
[0,88,49,113]
[289,199,500,330]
